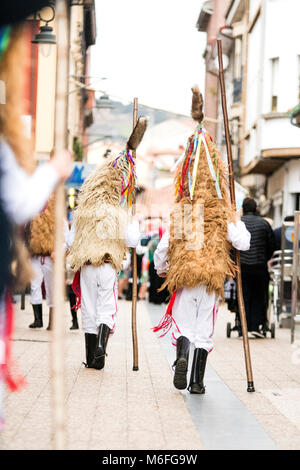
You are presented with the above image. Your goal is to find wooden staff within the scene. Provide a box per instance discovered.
[291,211,300,344]
[131,98,139,371]
[51,0,69,449]
[217,39,255,392]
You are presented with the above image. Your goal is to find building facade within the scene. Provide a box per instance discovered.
[24,1,96,162]
[196,0,232,140]
[197,0,300,227]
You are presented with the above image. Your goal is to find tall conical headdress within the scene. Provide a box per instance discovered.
[67,117,147,272]
[161,87,236,298]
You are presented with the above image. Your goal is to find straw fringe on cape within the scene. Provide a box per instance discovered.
[29,196,56,256]
[67,157,129,272]
[162,134,236,299]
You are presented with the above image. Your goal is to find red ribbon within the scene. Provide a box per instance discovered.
[152,290,177,337]
[0,291,26,391]
[71,270,81,311]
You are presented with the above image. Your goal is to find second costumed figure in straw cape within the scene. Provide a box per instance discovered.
[153,87,251,394]
[67,117,147,370]
[28,194,69,330]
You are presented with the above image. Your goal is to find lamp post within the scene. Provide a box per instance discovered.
[32,1,56,57]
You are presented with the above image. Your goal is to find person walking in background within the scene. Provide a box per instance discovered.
[66,264,78,330]
[240,197,276,338]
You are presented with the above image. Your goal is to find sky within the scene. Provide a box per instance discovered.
[90,0,206,116]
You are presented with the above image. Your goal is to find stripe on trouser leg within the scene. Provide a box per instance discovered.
[110,282,118,334]
[208,303,216,353]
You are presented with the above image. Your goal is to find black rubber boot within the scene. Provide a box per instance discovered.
[29,304,43,328]
[84,333,97,368]
[188,348,208,394]
[70,310,79,330]
[173,336,190,390]
[92,324,111,370]
[68,292,78,329]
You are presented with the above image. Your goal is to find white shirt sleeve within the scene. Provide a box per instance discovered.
[67,221,76,248]
[227,221,251,251]
[125,220,141,248]
[122,252,131,271]
[154,230,169,275]
[0,140,59,225]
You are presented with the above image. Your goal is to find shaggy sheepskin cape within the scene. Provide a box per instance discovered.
[67,157,129,272]
[163,132,236,298]
[29,196,56,256]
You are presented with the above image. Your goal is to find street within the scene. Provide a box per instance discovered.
[1,297,300,450]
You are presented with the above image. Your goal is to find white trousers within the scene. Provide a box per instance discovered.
[30,256,54,307]
[80,264,118,335]
[171,285,219,352]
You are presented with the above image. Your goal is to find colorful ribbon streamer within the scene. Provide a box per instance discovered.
[175,125,222,201]
[113,149,136,207]
[0,26,11,61]
[202,134,222,199]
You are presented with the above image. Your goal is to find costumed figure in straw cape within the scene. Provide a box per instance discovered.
[68,117,147,370]
[153,87,251,394]
[0,10,72,428]
[28,193,69,331]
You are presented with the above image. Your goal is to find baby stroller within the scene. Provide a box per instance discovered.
[225,278,275,338]
[225,279,242,337]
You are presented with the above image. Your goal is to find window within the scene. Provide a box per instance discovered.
[271,57,279,112]
[234,36,243,80]
[233,36,243,103]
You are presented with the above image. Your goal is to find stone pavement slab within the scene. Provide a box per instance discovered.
[148,303,277,450]
[1,295,300,450]
[0,297,203,450]
[207,304,300,450]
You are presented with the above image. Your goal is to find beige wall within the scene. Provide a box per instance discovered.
[68,4,84,148]
[35,18,57,158]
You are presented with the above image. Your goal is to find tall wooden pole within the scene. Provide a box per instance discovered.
[291,211,300,344]
[217,39,255,393]
[51,0,69,449]
[131,98,139,371]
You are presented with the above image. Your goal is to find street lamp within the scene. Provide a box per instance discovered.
[32,2,56,58]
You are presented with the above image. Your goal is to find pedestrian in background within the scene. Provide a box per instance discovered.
[273,215,294,251]
[240,197,276,338]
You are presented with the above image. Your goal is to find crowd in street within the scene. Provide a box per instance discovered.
[0,1,298,444]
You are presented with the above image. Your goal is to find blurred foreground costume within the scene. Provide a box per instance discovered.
[0,12,59,429]
[28,196,69,330]
[68,118,147,370]
[154,87,250,394]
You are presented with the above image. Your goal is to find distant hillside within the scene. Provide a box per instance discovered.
[88,99,190,147]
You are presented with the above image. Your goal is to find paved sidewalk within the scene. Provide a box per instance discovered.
[0,297,203,450]
[1,295,300,450]
[209,305,300,450]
